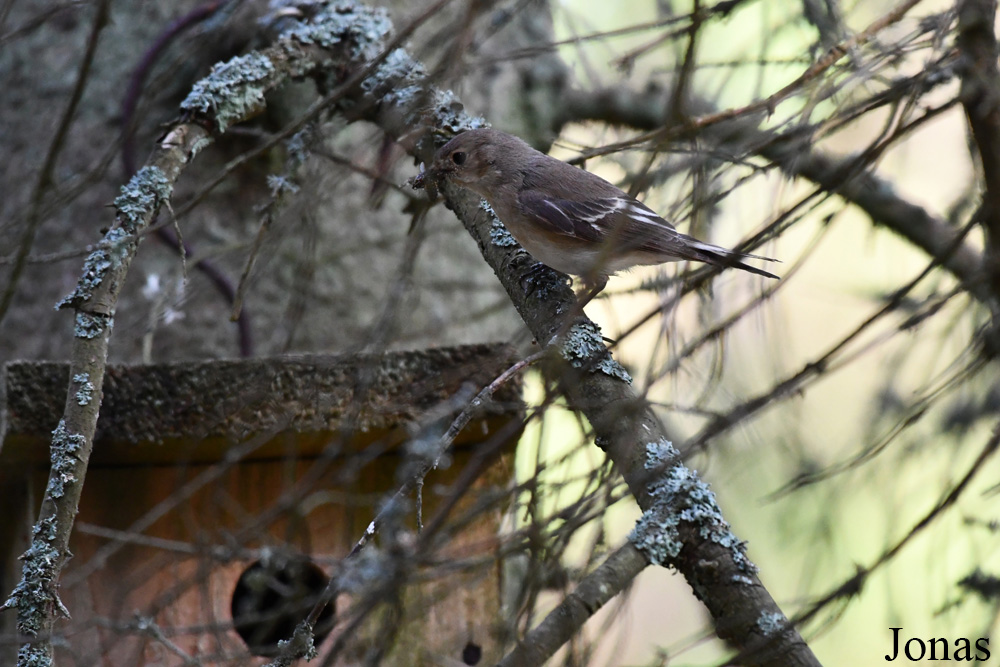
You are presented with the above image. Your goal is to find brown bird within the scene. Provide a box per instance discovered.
[425,128,778,294]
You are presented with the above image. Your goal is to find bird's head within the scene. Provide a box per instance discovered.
[423,129,525,196]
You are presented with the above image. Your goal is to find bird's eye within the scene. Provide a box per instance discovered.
[451,151,467,165]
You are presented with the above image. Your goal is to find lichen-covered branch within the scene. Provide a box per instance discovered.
[1,155,187,667]
[0,4,452,663]
[276,3,817,663]
[434,141,818,667]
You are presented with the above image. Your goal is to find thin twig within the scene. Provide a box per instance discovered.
[0,0,111,327]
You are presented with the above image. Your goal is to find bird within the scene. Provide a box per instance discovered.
[422,128,778,295]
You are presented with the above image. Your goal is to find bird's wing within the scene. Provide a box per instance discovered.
[517,190,779,277]
[517,191,679,248]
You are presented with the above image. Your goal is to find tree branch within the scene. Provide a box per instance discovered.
[496,543,649,667]
[0,134,196,667]
[957,0,1000,301]
[559,83,989,303]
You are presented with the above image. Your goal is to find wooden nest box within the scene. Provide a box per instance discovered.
[0,344,525,665]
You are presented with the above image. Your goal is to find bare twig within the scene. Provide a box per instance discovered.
[0,0,111,327]
[566,0,927,165]
[783,421,1000,635]
[119,1,255,356]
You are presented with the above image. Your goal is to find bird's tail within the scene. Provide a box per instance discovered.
[687,239,780,279]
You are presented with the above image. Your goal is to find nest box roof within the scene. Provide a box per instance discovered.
[1,344,524,466]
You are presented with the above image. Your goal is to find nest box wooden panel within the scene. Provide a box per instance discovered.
[0,344,524,666]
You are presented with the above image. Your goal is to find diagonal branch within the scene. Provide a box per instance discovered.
[496,543,649,667]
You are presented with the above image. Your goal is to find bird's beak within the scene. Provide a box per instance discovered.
[408,161,443,199]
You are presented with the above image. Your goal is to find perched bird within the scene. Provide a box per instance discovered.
[424,128,778,294]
